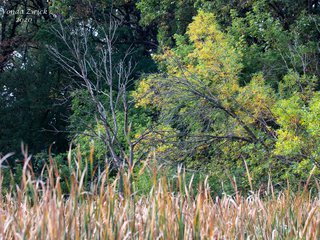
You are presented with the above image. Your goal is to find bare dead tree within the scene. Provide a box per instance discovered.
[47,15,142,178]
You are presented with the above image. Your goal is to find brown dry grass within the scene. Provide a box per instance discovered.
[0,150,319,239]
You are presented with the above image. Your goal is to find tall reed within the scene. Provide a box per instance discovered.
[0,148,319,239]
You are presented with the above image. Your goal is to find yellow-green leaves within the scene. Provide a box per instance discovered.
[279,71,318,100]
[302,93,320,138]
[135,11,244,111]
[273,95,305,156]
[186,11,242,95]
[132,77,158,108]
[187,11,222,45]
[237,73,276,125]
[273,95,304,131]
[133,8,320,181]
[272,92,320,160]
[274,130,304,156]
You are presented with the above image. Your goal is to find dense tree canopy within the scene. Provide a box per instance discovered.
[134,1,320,188]
[0,0,319,192]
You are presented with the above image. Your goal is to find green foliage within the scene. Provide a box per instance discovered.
[68,89,153,165]
[134,5,320,190]
[0,48,69,156]
[137,0,196,46]
[273,92,320,168]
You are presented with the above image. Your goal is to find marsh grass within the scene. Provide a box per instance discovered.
[0,147,319,239]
